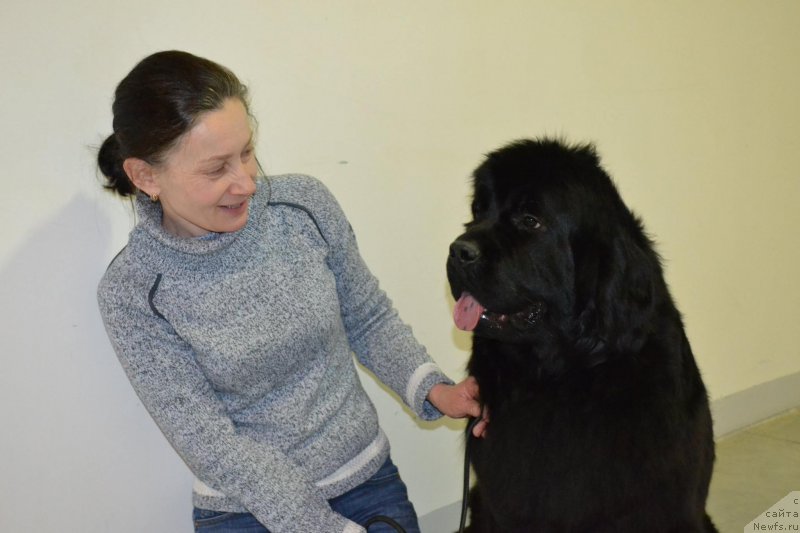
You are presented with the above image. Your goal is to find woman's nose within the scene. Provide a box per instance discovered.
[229,162,257,196]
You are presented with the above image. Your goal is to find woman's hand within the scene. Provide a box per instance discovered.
[427,377,489,438]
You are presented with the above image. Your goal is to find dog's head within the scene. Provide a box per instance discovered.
[447,138,664,355]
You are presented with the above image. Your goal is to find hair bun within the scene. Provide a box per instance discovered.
[98,134,135,197]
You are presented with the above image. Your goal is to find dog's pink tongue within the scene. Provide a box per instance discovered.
[454,293,485,331]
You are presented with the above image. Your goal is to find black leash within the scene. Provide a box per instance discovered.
[458,416,480,533]
[365,515,407,532]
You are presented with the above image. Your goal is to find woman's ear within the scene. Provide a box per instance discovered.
[122,158,160,198]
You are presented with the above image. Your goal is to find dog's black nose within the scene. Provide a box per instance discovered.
[450,239,481,264]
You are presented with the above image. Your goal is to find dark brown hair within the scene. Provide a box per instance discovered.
[97,50,250,196]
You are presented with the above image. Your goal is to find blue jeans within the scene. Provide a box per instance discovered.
[192,456,420,532]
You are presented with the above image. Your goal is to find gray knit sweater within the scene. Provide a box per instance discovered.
[97,175,451,532]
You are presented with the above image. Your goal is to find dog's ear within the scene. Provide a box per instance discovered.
[573,213,662,355]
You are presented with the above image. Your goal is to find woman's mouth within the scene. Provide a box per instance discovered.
[220,199,248,212]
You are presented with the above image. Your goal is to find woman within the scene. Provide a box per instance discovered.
[96,50,485,533]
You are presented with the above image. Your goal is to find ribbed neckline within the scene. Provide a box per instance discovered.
[133,180,268,257]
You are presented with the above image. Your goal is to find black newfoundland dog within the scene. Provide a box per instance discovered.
[447,139,716,532]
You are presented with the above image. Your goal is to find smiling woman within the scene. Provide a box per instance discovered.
[94,50,485,533]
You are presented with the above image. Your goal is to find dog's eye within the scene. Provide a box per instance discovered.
[519,214,543,230]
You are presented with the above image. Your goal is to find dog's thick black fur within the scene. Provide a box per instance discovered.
[447,139,716,532]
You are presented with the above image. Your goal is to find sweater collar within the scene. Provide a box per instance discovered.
[133,181,266,256]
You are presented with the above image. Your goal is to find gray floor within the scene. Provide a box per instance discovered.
[706,408,800,532]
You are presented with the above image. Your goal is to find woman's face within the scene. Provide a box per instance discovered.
[151,98,258,237]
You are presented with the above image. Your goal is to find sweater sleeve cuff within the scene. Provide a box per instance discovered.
[405,362,454,421]
[343,521,366,533]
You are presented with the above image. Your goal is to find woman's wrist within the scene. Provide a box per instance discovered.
[427,382,449,412]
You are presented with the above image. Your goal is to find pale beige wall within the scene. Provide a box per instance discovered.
[1,1,798,529]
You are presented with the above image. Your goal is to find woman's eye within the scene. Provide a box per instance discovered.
[207,164,226,176]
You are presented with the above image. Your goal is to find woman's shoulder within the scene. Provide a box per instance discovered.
[96,242,154,306]
[260,174,351,241]
[261,174,346,219]
[263,174,335,204]
[97,247,131,310]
